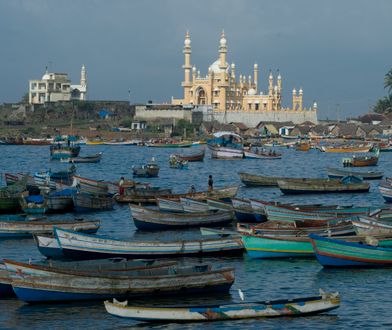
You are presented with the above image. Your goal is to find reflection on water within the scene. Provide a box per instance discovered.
[0,145,391,329]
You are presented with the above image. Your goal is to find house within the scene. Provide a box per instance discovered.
[309,125,329,138]
[289,125,311,137]
[329,123,358,138]
[357,124,382,137]
[199,121,237,135]
[230,122,248,135]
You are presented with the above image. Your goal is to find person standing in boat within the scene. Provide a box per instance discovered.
[189,184,196,194]
[119,177,125,195]
[208,175,214,191]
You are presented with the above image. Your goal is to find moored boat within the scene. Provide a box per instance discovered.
[310,234,392,267]
[207,132,244,159]
[326,167,383,180]
[132,162,160,178]
[54,228,244,259]
[238,172,281,187]
[72,192,114,212]
[104,290,340,322]
[11,264,235,303]
[130,205,233,230]
[342,150,380,167]
[321,145,371,153]
[277,176,370,194]
[67,153,102,163]
[175,148,205,162]
[115,185,239,204]
[243,149,281,159]
[0,218,100,238]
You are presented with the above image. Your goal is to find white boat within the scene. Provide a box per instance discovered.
[207,132,244,159]
[180,198,209,213]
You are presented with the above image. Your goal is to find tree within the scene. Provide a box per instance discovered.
[385,68,392,94]
[374,95,392,114]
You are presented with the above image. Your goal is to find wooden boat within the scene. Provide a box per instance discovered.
[130,205,233,230]
[242,232,392,259]
[157,198,184,213]
[238,221,355,238]
[104,141,135,146]
[176,148,205,162]
[145,141,193,148]
[73,175,109,195]
[47,188,76,213]
[86,140,105,145]
[72,192,114,212]
[0,182,26,213]
[54,228,244,259]
[352,216,392,235]
[342,150,379,167]
[277,176,370,194]
[310,234,392,267]
[117,188,173,204]
[380,189,392,203]
[326,167,383,180]
[0,219,100,238]
[238,172,281,187]
[169,154,188,169]
[243,150,281,159]
[50,144,81,160]
[104,290,340,322]
[264,204,373,223]
[180,198,209,213]
[3,258,178,277]
[132,163,160,178]
[296,143,311,151]
[67,152,102,163]
[206,198,233,212]
[207,132,244,159]
[115,185,239,204]
[11,265,235,303]
[34,234,65,258]
[231,198,258,223]
[321,145,371,153]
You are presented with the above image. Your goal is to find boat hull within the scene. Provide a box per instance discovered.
[310,234,392,267]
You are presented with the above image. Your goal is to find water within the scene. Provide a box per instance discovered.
[0,145,391,329]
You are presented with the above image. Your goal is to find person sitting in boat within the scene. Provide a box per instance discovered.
[119,177,125,195]
[189,185,196,194]
[268,150,272,155]
[272,150,276,156]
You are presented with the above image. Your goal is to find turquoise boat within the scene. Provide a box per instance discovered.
[310,234,392,267]
[241,233,314,258]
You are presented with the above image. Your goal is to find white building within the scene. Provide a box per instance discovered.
[29,65,87,105]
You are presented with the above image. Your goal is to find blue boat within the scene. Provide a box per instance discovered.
[34,234,64,259]
[10,265,235,303]
[309,234,392,267]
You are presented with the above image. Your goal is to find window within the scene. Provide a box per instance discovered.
[255,103,259,110]
[248,103,252,110]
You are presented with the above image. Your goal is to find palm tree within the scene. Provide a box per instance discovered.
[385,68,392,94]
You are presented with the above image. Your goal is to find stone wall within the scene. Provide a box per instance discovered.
[134,105,193,122]
[204,110,318,126]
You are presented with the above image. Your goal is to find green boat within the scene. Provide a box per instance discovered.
[0,182,26,213]
[241,233,313,259]
[242,233,392,259]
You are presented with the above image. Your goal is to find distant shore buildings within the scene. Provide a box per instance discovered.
[170,31,318,125]
[28,65,87,105]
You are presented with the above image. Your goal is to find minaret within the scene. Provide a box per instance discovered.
[253,63,258,92]
[231,63,236,80]
[298,88,303,111]
[81,64,87,86]
[182,31,192,103]
[219,30,227,70]
[277,70,282,93]
[268,70,273,96]
[80,64,87,100]
[292,88,298,110]
[218,30,228,111]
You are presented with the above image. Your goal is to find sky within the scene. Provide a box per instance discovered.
[0,0,391,120]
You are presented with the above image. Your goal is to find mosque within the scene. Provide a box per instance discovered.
[172,31,318,125]
[28,65,87,105]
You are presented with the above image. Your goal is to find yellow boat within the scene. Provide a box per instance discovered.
[86,140,105,145]
[321,145,371,153]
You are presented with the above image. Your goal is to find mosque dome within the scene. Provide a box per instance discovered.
[209,59,229,74]
[42,72,51,80]
[248,88,256,96]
